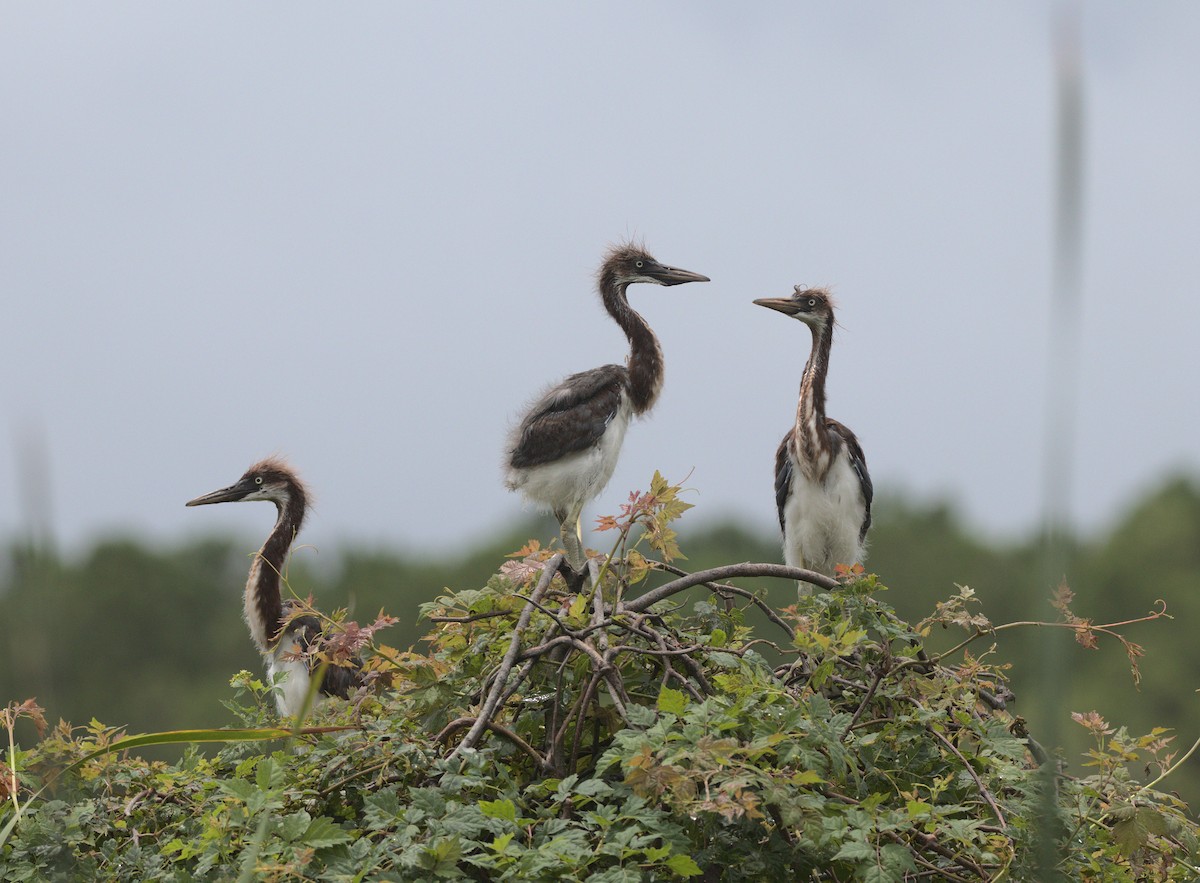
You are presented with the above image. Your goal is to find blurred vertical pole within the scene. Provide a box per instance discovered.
[1036,5,1084,878]
[8,418,59,716]
[15,418,56,553]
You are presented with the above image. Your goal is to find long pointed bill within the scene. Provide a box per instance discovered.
[649,264,710,286]
[186,480,253,507]
[753,296,800,316]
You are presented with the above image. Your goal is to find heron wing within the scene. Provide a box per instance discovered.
[773,430,794,531]
[509,365,627,468]
[284,604,363,700]
[826,419,873,541]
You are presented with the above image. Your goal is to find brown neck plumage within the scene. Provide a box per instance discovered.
[244,489,305,652]
[792,320,834,480]
[600,270,663,414]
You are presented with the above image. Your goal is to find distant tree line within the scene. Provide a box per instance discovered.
[2,474,1199,804]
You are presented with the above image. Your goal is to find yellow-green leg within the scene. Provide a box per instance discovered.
[555,503,586,571]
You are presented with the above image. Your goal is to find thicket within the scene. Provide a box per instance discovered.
[3,474,1198,881]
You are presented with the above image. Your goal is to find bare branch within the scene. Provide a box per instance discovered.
[449,553,563,760]
[649,560,797,639]
[622,562,837,615]
[436,716,552,773]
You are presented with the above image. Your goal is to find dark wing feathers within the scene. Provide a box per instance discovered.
[285,606,363,700]
[773,431,794,531]
[773,422,873,542]
[826,419,873,541]
[509,365,627,468]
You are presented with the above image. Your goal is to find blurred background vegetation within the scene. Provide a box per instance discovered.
[3,475,1199,808]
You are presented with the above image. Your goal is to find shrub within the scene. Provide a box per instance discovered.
[2,475,1195,881]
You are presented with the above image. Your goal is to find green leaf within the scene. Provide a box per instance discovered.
[832,838,873,862]
[665,853,703,877]
[478,798,518,823]
[301,816,351,849]
[862,864,902,883]
[278,810,311,843]
[573,778,612,799]
[657,687,687,716]
[217,778,258,803]
[255,757,283,791]
[626,704,657,728]
[1112,805,1169,856]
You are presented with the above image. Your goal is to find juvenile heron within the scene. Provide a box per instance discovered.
[186,458,360,716]
[755,287,873,589]
[505,244,709,569]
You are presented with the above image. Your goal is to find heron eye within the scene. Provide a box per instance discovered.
[255,476,263,485]
[635,260,644,269]
[808,298,817,307]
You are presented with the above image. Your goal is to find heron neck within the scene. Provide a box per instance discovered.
[603,281,663,414]
[244,495,304,652]
[793,322,833,479]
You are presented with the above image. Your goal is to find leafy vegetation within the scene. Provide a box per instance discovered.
[3,474,1199,880]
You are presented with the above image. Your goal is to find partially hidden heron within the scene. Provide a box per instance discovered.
[186,458,361,716]
[755,287,873,591]
[505,243,709,569]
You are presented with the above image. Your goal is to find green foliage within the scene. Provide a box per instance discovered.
[3,475,1200,880]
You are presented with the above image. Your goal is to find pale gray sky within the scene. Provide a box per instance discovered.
[3,3,1198,555]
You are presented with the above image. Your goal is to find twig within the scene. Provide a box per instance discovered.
[499,657,541,707]
[436,717,551,773]
[623,562,837,615]
[931,602,1169,665]
[608,644,703,657]
[448,554,563,760]
[567,672,605,770]
[622,614,713,695]
[1141,728,1200,793]
[427,610,512,624]
[518,635,575,661]
[891,830,987,880]
[841,668,886,740]
[926,723,1007,831]
[649,561,797,639]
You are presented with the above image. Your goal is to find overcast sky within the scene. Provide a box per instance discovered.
[3,3,1198,558]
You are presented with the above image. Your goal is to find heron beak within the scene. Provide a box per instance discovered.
[649,264,710,286]
[753,297,800,316]
[186,480,253,507]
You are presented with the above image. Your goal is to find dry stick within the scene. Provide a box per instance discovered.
[427,610,512,624]
[518,634,575,661]
[498,657,540,706]
[544,651,570,772]
[510,592,578,635]
[436,716,551,773]
[841,667,886,740]
[925,723,1007,831]
[905,830,990,879]
[624,614,713,695]
[623,562,837,615]
[567,671,605,770]
[609,643,704,657]
[928,602,1168,667]
[895,835,979,883]
[550,674,593,773]
[448,553,563,760]
[603,669,632,722]
[650,561,797,640]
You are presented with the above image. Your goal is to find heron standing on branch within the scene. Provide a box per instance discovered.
[755,287,872,591]
[186,458,361,716]
[505,244,709,570]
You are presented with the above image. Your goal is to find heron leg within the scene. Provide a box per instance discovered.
[554,504,587,571]
[795,554,814,600]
